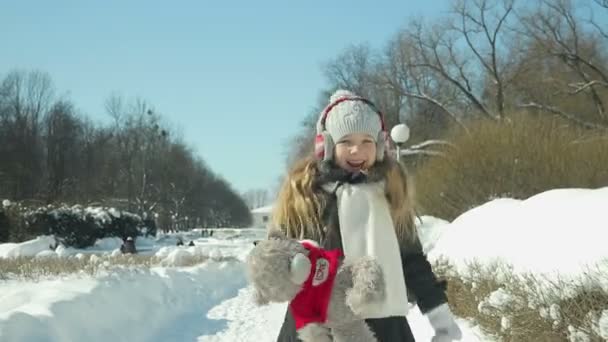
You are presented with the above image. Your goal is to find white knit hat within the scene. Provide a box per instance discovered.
[315,89,386,161]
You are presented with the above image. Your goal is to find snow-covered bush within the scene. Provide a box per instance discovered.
[435,259,608,341]
[27,206,101,248]
[4,202,157,248]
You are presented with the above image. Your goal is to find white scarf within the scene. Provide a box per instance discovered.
[323,181,409,319]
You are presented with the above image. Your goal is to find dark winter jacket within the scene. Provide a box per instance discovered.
[275,160,448,342]
[120,239,137,254]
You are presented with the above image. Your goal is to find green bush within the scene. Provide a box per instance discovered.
[412,113,608,220]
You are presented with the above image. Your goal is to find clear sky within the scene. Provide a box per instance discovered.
[0,0,456,194]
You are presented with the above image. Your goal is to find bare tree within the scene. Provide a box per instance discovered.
[381,28,470,134]
[242,188,269,209]
[517,0,608,126]
[104,95,154,211]
[0,70,54,199]
[451,0,516,119]
[400,0,519,122]
[44,100,82,201]
[323,44,376,98]
[79,118,114,202]
[405,18,498,120]
[323,45,409,129]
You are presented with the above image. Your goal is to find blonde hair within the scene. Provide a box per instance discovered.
[270,156,417,244]
[271,156,327,241]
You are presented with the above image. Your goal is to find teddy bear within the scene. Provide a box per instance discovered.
[245,236,386,342]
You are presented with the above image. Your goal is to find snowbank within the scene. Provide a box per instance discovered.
[0,229,265,263]
[0,236,56,258]
[0,261,246,342]
[92,237,124,251]
[428,187,608,284]
[416,215,450,254]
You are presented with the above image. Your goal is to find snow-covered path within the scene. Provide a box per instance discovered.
[197,285,491,342]
[198,286,287,341]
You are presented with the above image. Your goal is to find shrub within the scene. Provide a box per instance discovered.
[434,259,608,341]
[0,254,239,280]
[27,206,100,248]
[412,113,608,220]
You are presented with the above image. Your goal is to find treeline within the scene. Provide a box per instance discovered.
[0,70,251,231]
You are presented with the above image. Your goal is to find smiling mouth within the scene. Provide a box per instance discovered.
[347,161,365,169]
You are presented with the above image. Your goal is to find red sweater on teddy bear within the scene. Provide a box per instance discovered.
[289,241,344,330]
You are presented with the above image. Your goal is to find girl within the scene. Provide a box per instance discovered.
[268,89,462,342]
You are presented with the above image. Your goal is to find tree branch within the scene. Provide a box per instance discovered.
[408,139,457,150]
[398,89,470,133]
[519,102,607,129]
[567,80,608,94]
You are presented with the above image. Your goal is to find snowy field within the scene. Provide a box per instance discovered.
[1,186,607,341]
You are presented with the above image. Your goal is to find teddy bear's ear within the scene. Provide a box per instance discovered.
[253,288,269,306]
[290,253,312,285]
[267,229,286,240]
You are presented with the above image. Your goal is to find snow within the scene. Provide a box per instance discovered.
[93,237,124,251]
[427,187,608,288]
[0,229,258,263]
[250,204,273,214]
[1,186,607,341]
[0,236,56,258]
[199,287,287,342]
[477,288,515,314]
[200,286,488,342]
[85,206,113,224]
[416,215,450,254]
[0,262,245,342]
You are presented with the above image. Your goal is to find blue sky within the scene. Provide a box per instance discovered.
[0,0,453,194]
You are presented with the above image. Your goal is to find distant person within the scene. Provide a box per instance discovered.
[49,237,60,251]
[209,229,214,237]
[176,237,184,246]
[188,240,195,247]
[120,236,137,254]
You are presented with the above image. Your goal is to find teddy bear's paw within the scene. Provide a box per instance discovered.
[351,257,386,302]
[332,322,379,342]
[345,287,383,317]
[345,287,365,316]
[298,323,332,342]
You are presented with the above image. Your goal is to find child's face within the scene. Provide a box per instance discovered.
[334,133,377,173]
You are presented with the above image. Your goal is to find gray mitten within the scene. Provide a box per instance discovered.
[426,303,462,342]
